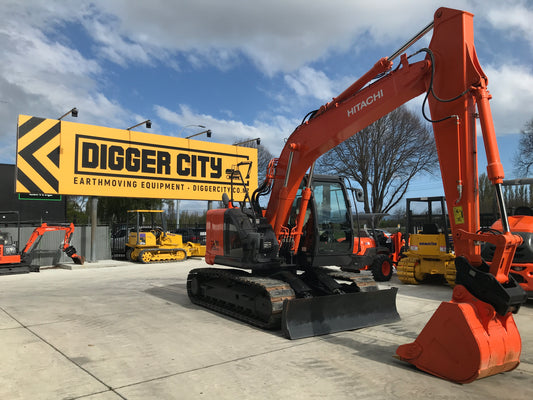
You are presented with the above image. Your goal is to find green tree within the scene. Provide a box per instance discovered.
[479,173,532,225]
[66,196,89,224]
[97,197,163,224]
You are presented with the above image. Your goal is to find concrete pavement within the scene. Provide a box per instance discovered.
[1,259,532,399]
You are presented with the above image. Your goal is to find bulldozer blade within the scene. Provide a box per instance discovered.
[395,285,521,383]
[281,287,399,339]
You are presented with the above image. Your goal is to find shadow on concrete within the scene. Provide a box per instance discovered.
[144,283,192,308]
[321,332,433,379]
[384,274,533,310]
[380,275,453,303]
[144,283,287,338]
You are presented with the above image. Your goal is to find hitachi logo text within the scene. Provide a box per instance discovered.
[347,89,384,117]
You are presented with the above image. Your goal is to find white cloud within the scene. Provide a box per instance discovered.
[0,4,109,109]
[284,67,336,101]
[154,104,297,156]
[88,20,154,67]
[484,0,533,49]
[81,0,469,74]
[483,64,533,134]
[0,12,130,163]
[0,0,531,169]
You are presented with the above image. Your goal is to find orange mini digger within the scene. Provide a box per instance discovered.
[0,211,84,275]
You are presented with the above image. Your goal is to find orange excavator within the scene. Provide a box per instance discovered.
[187,7,527,383]
[0,211,84,274]
[481,178,533,298]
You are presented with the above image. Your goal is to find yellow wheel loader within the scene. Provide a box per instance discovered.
[125,210,206,263]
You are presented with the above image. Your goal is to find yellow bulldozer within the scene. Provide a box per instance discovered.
[396,197,456,286]
[125,210,205,263]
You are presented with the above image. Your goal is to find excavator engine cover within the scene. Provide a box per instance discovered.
[395,284,521,383]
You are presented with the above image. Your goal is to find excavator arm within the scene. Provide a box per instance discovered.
[21,223,85,265]
[256,7,527,382]
[265,9,515,268]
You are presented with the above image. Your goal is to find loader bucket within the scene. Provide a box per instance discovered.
[395,285,521,383]
[281,287,399,339]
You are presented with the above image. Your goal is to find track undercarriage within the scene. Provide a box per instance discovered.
[187,267,399,339]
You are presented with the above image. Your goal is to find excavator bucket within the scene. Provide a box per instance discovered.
[281,287,399,339]
[71,255,85,265]
[64,245,85,265]
[395,285,521,383]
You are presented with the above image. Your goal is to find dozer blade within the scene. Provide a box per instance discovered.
[281,287,399,339]
[395,285,521,383]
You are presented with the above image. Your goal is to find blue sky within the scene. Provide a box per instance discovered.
[1,0,532,212]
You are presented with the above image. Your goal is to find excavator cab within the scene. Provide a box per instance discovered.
[204,175,355,269]
[289,175,353,267]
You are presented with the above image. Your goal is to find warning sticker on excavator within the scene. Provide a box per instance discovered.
[15,115,258,201]
[453,206,465,225]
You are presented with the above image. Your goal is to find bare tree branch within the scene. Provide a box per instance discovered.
[318,106,438,221]
[514,118,533,176]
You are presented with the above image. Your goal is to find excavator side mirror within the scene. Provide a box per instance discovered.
[222,193,230,208]
[354,189,364,202]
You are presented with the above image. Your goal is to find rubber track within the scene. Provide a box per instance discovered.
[187,268,296,329]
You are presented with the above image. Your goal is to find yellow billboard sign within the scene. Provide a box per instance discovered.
[16,115,258,201]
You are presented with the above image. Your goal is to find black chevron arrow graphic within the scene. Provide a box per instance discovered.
[16,168,42,193]
[18,120,60,192]
[18,116,46,138]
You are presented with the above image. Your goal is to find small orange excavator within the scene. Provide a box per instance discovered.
[187,7,528,384]
[0,211,84,274]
